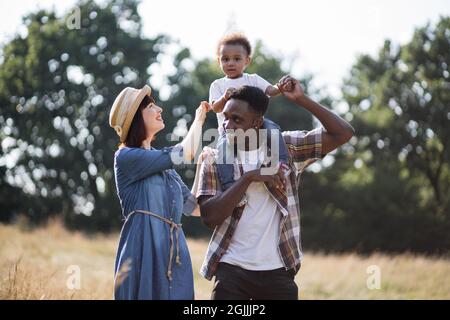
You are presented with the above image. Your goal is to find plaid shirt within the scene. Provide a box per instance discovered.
[196,128,324,280]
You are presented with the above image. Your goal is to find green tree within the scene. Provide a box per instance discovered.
[301,16,449,254]
[0,0,168,231]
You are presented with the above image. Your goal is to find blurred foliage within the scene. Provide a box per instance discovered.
[301,16,449,254]
[0,0,167,231]
[0,0,448,253]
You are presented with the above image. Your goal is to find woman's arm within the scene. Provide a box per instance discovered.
[116,147,183,182]
[177,101,210,163]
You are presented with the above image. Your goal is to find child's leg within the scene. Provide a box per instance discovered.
[263,118,289,164]
[216,131,235,190]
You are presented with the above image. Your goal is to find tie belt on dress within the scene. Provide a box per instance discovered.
[125,209,182,281]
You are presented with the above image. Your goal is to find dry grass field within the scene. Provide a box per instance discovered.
[1,221,449,300]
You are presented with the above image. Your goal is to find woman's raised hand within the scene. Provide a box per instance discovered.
[195,101,211,123]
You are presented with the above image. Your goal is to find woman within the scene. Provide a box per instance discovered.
[109,85,209,299]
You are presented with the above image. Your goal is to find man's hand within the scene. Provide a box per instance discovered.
[244,166,286,190]
[279,76,355,155]
[276,75,295,93]
[279,76,305,102]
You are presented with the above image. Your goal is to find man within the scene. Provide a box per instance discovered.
[195,76,354,300]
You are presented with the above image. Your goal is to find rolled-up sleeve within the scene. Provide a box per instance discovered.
[195,152,221,199]
[282,128,325,173]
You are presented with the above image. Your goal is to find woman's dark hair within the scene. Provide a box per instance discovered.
[229,85,269,115]
[119,95,154,148]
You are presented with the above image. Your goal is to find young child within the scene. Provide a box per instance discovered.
[209,33,292,190]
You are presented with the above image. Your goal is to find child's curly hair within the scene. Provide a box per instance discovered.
[216,33,252,57]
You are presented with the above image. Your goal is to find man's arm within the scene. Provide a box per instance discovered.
[198,173,252,229]
[280,76,355,154]
[199,169,285,229]
[178,101,210,162]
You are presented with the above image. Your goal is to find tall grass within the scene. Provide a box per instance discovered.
[0,221,449,300]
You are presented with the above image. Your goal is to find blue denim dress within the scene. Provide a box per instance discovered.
[113,146,196,300]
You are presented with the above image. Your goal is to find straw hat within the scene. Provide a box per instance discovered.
[109,85,152,142]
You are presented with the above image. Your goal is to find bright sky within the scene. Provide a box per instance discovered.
[0,0,449,100]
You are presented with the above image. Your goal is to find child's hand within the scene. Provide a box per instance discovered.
[279,76,305,101]
[283,80,294,92]
[224,87,236,101]
[276,75,295,93]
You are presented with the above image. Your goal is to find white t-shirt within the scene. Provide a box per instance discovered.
[220,145,284,271]
[209,73,272,128]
